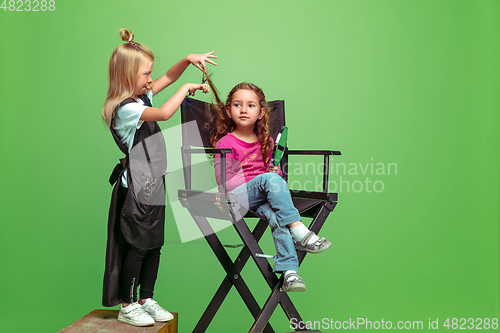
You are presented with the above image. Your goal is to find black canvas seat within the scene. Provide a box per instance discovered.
[178,96,341,333]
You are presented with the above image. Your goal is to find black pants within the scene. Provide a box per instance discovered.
[122,244,161,303]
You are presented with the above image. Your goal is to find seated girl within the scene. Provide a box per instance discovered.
[210,82,331,292]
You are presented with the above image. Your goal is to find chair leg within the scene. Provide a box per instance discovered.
[193,276,232,332]
[245,200,338,332]
[191,215,274,333]
[237,219,277,333]
[231,218,304,331]
[250,280,283,333]
[191,199,338,333]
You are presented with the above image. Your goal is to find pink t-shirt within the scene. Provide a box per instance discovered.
[214,133,283,190]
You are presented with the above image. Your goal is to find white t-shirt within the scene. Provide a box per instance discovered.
[113,90,153,187]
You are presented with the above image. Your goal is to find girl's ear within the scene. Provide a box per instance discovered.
[226,106,232,119]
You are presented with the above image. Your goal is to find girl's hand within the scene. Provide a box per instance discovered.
[268,165,280,174]
[187,51,218,73]
[187,83,210,96]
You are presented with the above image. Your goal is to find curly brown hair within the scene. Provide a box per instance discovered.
[206,80,271,164]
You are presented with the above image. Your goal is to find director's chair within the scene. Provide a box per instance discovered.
[178,97,341,333]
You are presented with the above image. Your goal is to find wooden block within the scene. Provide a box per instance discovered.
[58,309,178,333]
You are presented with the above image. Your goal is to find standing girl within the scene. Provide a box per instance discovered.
[102,29,216,327]
[211,82,331,292]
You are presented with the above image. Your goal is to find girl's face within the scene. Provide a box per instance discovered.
[227,89,265,130]
[137,62,153,96]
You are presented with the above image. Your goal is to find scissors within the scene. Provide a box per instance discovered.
[189,73,212,96]
[202,72,213,84]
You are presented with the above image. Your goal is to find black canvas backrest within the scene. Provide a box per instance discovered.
[268,100,286,140]
[180,97,285,147]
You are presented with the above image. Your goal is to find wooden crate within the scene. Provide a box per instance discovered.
[58,309,178,333]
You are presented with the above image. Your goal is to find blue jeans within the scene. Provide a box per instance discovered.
[231,172,300,273]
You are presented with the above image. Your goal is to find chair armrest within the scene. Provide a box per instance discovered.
[287,150,341,156]
[285,149,341,193]
[184,148,233,155]
[181,146,233,193]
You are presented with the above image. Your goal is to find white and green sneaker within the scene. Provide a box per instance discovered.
[141,298,174,322]
[118,302,155,326]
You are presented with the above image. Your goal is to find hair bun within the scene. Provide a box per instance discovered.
[119,28,134,42]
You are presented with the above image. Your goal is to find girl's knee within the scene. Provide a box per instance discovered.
[264,172,287,192]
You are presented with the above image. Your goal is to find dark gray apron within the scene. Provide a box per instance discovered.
[102,94,167,307]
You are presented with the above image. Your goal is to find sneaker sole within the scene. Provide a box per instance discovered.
[151,314,175,322]
[117,315,155,326]
[282,282,306,292]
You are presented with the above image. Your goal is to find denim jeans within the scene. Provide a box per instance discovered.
[231,172,300,273]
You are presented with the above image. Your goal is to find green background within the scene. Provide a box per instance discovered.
[1,0,499,332]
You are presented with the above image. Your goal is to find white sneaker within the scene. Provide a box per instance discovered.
[141,298,174,322]
[118,302,155,326]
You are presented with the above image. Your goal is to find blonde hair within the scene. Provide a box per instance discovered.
[102,29,154,126]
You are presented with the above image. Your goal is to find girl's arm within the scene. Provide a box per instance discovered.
[140,83,209,121]
[152,52,217,97]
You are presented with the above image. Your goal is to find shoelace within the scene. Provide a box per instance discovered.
[148,302,163,313]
